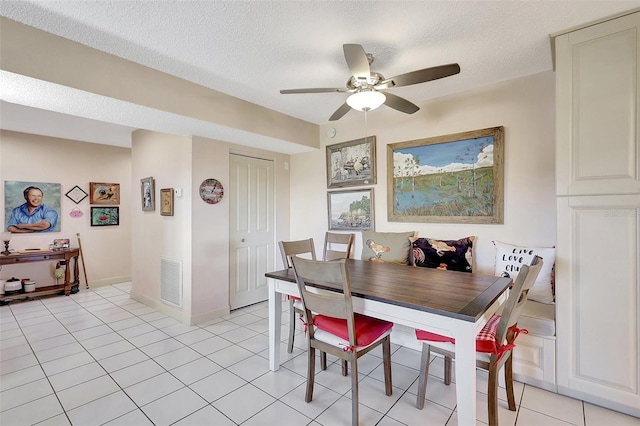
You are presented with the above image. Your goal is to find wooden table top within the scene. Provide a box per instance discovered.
[266,259,512,323]
[0,248,80,264]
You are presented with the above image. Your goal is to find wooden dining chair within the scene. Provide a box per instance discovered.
[278,239,317,354]
[415,256,543,426]
[290,256,394,426]
[323,232,355,261]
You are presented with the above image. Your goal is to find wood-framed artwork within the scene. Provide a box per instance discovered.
[160,188,174,216]
[327,188,374,231]
[140,177,155,211]
[89,182,120,205]
[326,136,376,188]
[90,207,119,226]
[65,185,88,204]
[387,126,504,224]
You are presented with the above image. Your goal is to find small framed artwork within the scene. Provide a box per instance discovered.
[387,126,504,224]
[52,238,70,250]
[89,182,120,205]
[90,207,119,226]
[327,188,374,231]
[326,136,376,188]
[160,188,174,216]
[65,185,88,204]
[140,177,155,211]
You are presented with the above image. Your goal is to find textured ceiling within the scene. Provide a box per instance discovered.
[1,0,638,148]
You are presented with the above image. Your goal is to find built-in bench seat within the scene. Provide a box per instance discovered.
[361,232,557,390]
[519,300,555,337]
[511,300,557,391]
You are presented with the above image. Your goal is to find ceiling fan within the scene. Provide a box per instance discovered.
[280,43,460,121]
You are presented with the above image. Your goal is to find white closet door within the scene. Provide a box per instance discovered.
[229,154,274,309]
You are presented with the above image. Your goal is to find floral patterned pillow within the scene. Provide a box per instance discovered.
[411,236,475,272]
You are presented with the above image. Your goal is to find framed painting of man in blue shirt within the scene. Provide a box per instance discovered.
[4,181,61,233]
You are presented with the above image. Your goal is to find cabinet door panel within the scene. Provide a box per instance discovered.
[556,195,639,410]
[556,12,639,196]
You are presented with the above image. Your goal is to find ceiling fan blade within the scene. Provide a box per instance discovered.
[280,88,350,94]
[376,63,461,89]
[384,92,420,114]
[343,44,370,80]
[329,103,352,121]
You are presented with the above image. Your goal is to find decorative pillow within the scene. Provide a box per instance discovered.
[411,236,475,272]
[493,240,556,304]
[361,231,415,264]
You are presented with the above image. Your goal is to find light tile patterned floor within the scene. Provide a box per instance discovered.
[1,283,639,426]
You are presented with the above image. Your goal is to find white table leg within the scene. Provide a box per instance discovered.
[454,323,477,425]
[268,278,282,371]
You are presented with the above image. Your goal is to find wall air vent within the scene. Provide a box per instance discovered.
[160,257,182,308]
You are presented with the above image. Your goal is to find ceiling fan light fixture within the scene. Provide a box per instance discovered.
[347,90,386,112]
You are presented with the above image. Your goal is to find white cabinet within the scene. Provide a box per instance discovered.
[555,11,640,417]
[555,12,640,196]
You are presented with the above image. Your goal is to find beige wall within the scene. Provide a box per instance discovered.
[0,130,132,286]
[0,71,556,322]
[130,130,292,324]
[130,130,194,321]
[290,72,556,274]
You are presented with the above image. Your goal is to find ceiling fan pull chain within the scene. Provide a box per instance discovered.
[364,108,368,141]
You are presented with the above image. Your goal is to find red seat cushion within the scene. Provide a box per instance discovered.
[314,313,393,347]
[415,314,502,353]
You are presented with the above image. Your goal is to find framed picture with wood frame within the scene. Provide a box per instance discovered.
[326,136,376,188]
[89,182,120,205]
[160,188,174,216]
[387,126,504,224]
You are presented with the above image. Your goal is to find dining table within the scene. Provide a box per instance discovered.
[265,258,512,425]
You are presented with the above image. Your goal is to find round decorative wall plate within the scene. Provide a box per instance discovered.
[199,178,224,204]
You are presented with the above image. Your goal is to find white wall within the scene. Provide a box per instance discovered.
[290,72,556,274]
[0,130,132,286]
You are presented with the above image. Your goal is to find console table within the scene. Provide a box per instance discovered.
[0,248,80,302]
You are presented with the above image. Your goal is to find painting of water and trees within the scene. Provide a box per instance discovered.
[328,188,374,230]
[387,126,504,224]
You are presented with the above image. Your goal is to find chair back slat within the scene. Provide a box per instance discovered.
[323,232,355,261]
[290,257,356,345]
[279,238,316,268]
[495,255,544,343]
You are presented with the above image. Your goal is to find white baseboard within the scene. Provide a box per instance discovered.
[129,291,229,325]
[558,385,640,418]
[86,275,132,288]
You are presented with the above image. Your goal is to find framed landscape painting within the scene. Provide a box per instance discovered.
[327,188,374,231]
[387,126,504,224]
